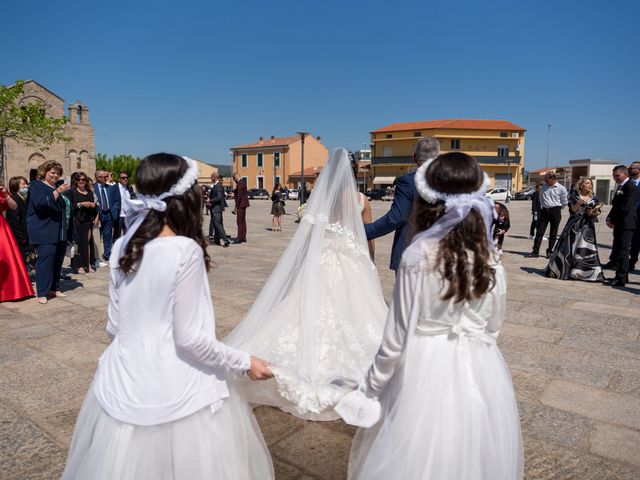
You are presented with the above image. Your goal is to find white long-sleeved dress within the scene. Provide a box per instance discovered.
[347,244,524,480]
[62,236,274,480]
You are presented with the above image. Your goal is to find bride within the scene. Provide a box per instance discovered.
[225,148,388,420]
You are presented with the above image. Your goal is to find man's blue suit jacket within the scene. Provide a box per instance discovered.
[96,182,121,220]
[364,171,416,270]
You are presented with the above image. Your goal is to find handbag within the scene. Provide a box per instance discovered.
[65,242,78,259]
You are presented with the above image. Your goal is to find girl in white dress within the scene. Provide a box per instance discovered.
[62,153,274,480]
[337,152,524,480]
[226,148,388,420]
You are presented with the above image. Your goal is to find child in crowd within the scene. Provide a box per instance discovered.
[62,153,274,479]
[493,202,511,252]
[337,152,523,480]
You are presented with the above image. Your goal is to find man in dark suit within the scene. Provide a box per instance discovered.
[232,172,250,243]
[605,165,639,287]
[95,170,121,261]
[365,136,440,271]
[208,174,230,247]
[627,161,640,271]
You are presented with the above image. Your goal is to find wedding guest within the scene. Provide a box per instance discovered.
[605,165,639,287]
[208,174,230,247]
[61,153,274,480]
[0,180,35,302]
[529,182,542,239]
[493,202,510,252]
[338,152,523,480]
[87,178,105,268]
[270,183,285,231]
[6,176,32,268]
[67,172,98,274]
[526,171,568,258]
[232,172,249,243]
[627,161,640,271]
[545,177,604,281]
[365,136,440,271]
[94,170,121,261]
[26,161,70,304]
[116,170,135,236]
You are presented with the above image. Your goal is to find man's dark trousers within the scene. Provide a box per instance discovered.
[613,228,634,282]
[99,211,115,260]
[532,206,561,255]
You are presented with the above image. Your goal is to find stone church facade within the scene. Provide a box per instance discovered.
[3,80,95,182]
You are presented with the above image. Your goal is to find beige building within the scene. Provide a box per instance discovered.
[230,134,328,191]
[370,119,526,192]
[2,80,95,182]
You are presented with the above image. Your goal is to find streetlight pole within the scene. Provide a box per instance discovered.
[506,157,511,203]
[296,131,309,205]
[545,123,552,170]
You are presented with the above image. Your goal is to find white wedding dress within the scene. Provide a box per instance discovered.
[225,148,388,420]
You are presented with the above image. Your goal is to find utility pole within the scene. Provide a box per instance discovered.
[296,131,309,204]
[545,123,552,170]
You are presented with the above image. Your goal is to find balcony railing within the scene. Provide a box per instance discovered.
[372,155,521,166]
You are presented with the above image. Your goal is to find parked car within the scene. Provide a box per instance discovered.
[224,186,234,199]
[513,187,535,200]
[366,188,387,200]
[485,187,511,202]
[288,189,299,200]
[248,188,269,199]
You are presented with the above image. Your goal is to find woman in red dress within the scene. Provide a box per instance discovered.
[0,182,35,302]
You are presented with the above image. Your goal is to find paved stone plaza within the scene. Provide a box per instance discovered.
[1,199,639,479]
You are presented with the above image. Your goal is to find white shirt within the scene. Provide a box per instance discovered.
[92,236,251,426]
[118,183,131,217]
[540,182,568,209]
[363,245,506,397]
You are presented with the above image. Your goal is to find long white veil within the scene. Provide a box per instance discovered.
[226,148,388,420]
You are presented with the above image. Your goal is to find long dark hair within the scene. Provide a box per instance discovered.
[410,152,495,303]
[119,153,210,275]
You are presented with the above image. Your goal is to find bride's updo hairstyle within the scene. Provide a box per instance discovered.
[410,152,495,303]
[119,153,210,275]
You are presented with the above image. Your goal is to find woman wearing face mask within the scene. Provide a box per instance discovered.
[6,176,33,270]
[0,178,35,302]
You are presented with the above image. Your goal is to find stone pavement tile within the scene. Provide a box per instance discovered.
[273,458,304,480]
[510,370,550,403]
[269,421,353,480]
[524,436,640,480]
[38,400,83,447]
[608,369,640,399]
[587,421,640,467]
[540,379,640,429]
[518,400,590,448]
[566,300,638,318]
[0,339,38,364]
[1,322,61,341]
[21,331,104,371]
[501,323,564,343]
[254,406,305,445]
[499,336,612,388]
[0,403,67,480]
[0,296,74,312]
[559,329,640,360]
[56,314,111,345]
[535,310,640,341]
[0,356,92,415]
[505,308,543,327]
[64,292,110,308]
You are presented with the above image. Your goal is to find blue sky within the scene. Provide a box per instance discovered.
[2,0,639,169]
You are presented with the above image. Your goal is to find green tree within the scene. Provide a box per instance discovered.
[0,80,69,180]
[96,153,142,184]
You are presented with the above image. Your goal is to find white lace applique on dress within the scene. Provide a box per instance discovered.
[225,149,387,420]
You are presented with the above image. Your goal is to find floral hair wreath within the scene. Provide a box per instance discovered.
[136,156,199,204]
[414,157,491,205]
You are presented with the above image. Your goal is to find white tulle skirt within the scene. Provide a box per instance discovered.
[61,388,274,480]
[348,333,524,480]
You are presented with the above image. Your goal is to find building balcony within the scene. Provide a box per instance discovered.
[372,155,521,166]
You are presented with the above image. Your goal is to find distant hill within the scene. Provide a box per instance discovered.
[206,164,232,177]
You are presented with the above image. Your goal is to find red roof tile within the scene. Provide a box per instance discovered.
[288,166,323,178]
[371,119,526,133]
[231,135,300,149]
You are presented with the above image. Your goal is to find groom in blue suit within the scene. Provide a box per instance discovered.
[365,137,440,271]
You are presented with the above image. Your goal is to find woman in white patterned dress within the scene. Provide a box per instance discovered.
[226,148,387,420]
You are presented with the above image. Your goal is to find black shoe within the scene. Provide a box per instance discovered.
[603,261,616,269]
[223,241,230,248]
[525,252,539,258]
[233,240,242,244]
[60,274,72,280]
[607,279,626,287]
